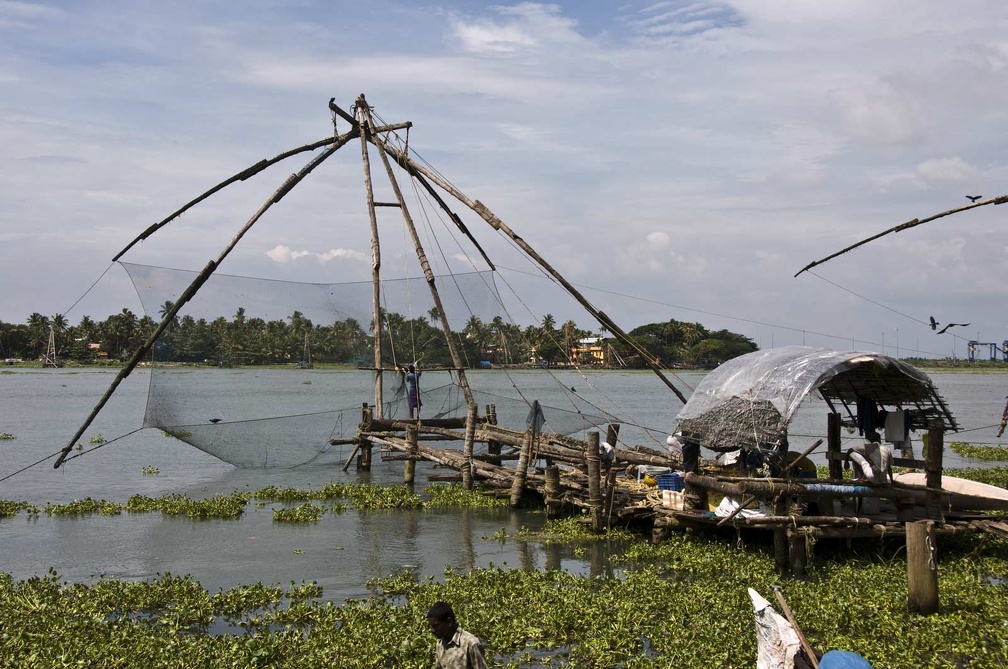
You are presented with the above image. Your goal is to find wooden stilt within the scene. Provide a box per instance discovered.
[925,419,944,520]
[357,404,373,472]
[486,403,501,460]
[509,426,534,508]
[544,465,561,519]
[788,528,807,577]
[907,519,939,614]
[827,412,842,481]
[587,431,602,532]
[404,424,417,484]
[462,404,477,489]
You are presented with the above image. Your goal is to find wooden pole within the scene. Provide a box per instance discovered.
[404,423,417,484]
[827,412,842,480]
[355,98,384,417]
[487,404,501,461]
[358,403,373,472]
[462,404,477,490]
[509,424,534,508]
[925,419,944,520]
[587,431,602,532]
[361,98,477,417]
[544,465,561,519]
[771,586,819,669]
[788,528,807,577]
[906,519,939,615]
[373,143,689,404]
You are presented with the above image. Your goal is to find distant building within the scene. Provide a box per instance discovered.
[570,337,606,366]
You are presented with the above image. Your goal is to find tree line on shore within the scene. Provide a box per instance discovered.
[0,304,757,369]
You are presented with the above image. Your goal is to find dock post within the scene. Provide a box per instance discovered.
[509,425,534,508]
[925,419,944,520]
[788,528,807,577]
[587,431,602,532]
[357,403,373,472]
[462,404,477,489]
[605,423,620,450]
[486,404,501,462]
[906,519,939,614]
[827,412,842,480]
[773,497,788,574]
[544,465,561,519]
[404,423,417,484]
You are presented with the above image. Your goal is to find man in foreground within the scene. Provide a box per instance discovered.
[426,601,487,669]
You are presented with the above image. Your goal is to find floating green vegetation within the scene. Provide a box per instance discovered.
[0,528,1007,666]
[126,492,248,519]
[945,466,1008,489]
[423,484,508,508]
[0,500,37,518]
[517,516,637,544]
[88,434,105,444]
[950,441,1008,462]
[0,432,14,440]
[273,503,324,523]
[44,497,123,516]
[253,482,422,509]
[141,466,159,476]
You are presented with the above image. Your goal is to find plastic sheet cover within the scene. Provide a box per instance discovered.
[676,346,932,450]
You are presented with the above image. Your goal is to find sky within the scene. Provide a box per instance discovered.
[2,0,1008,360]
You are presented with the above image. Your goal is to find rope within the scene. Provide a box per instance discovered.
[59,428,144,464]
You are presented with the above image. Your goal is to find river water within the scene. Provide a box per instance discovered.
[0,366,1005,601]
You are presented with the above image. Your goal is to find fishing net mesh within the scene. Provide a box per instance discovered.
[123,262,610,467]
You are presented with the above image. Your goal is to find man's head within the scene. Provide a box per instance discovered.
[426,601,457,642]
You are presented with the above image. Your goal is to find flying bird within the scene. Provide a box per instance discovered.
[966,195,982,202]
[936,322,970,335]
[209,418,222,424]
[929,316,938,331]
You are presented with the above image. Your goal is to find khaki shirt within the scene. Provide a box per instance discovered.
[434,626,487,669]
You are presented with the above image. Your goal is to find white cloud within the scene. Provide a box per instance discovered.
[266,245,312,263]
[317,248,367,263]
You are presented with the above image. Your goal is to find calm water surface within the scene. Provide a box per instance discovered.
[0,366,1004,601]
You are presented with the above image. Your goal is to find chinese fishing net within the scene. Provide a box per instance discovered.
[124,262,611,467]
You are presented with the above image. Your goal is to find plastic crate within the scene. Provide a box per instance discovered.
[657,472,684,492]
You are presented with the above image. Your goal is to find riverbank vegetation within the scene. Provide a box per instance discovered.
[1,476,1007,667]
[0,520,1005,667]
[0,309,756,370]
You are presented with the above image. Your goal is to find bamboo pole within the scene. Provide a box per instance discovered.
[795,193,1008,277]
[55,138,347,468]
[360,97,477,416]
[374,143,688,404]
[355,98,384,417]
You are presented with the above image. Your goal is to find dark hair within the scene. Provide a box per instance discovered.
[427,601,455,621]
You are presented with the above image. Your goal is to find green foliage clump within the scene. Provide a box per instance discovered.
[517,516,637,544]
[944,466,1008,489]
[141,466,159,476]
[0,432,15,440]
[44,497,123,516]
[272,503,324,523]
[949,441,1008,462]
[423,484,508,508]
[0,499,37,518]
[126,492,248,519]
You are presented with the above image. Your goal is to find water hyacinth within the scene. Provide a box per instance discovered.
[949,441,1008,462]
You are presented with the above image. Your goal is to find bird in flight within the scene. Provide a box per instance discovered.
[209,418,222,424]
[966,195,982,202]
[937,322,970,335]
[929,316,939,331]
